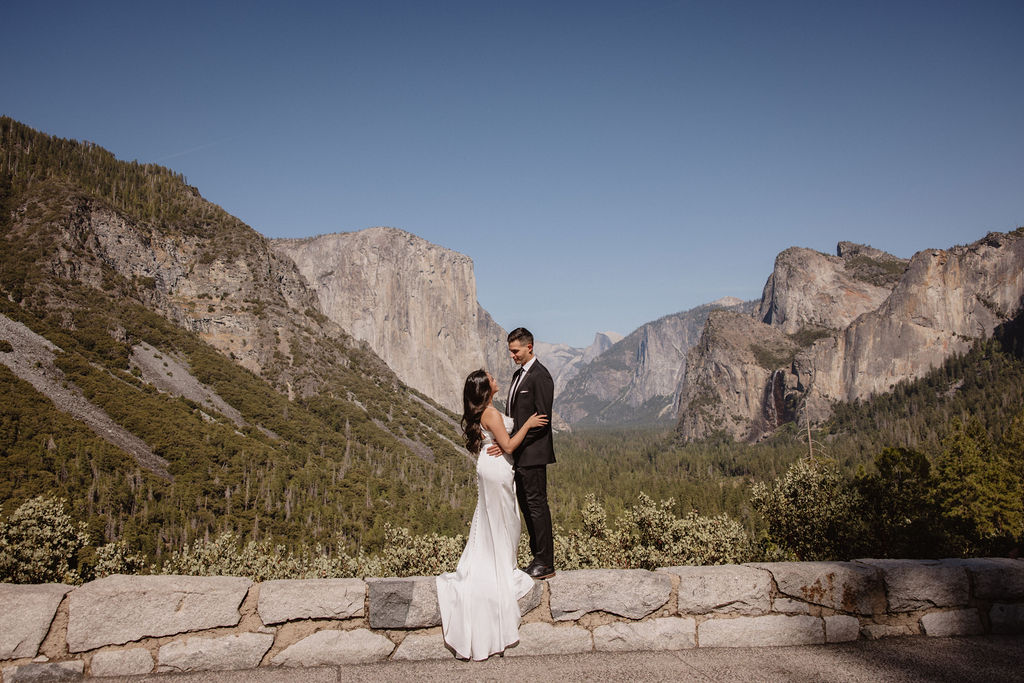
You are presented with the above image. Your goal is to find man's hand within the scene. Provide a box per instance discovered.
[486,444,503,457]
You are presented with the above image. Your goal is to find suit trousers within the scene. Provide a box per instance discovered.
[514,464,554,567]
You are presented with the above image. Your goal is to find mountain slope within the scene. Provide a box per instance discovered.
[558,298,757,427]
[0,117,475,556]
[535,331,623,395]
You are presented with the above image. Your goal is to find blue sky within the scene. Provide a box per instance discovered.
[3,1,1022,347]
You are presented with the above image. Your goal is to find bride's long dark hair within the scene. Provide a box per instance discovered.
[462,369,493,453]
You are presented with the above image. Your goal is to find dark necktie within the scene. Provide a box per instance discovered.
[507,368,524,414]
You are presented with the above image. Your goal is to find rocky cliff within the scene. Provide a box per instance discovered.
[676,232,1024,442]
[558,298,756,426]
[675,310,799,441]
[23,194,381,401]
[273,228,514,413]
[758,242,907,334]
[797,231,1024,420]
[535,331,623,396]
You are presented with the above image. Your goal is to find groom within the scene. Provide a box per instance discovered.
[495,327,556,579]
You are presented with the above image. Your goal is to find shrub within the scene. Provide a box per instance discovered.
[374,524,465,576]
[0,496,91,583]
[556,493,753,570]
[751,456,864,560]
[93,540,148,578]
[158,532,369,581]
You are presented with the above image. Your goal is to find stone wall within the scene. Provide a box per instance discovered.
[3,559,1023,679]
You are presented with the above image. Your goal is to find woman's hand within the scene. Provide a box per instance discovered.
[525,412,549,430]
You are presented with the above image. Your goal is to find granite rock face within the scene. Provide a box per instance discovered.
[8,189,453,466]
[758,243,906,335]
[560,299,756,427]
[677,232,1024,441]
[534,331,623,397]
[66,575,251,652]
[0,583,72,659]
[274,228,514,412]
[798,232,1024,419]
[676,310,799,442]
[63,203,327,391]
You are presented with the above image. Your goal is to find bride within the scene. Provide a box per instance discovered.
[436,369,549,661]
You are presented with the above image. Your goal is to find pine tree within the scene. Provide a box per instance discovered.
[933,418,1023,553]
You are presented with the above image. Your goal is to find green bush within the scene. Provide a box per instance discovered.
[0,496,91,583]
[556,493,753,570]
[93,540,148,578]
[158,532,369,581]
[751,456,864,560]
[374,524,465,577]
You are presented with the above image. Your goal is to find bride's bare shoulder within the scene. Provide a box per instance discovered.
[480,405,502,426]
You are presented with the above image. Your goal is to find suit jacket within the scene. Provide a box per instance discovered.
[508,359,555,467]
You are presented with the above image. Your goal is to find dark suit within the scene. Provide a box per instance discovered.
[508,359,555,567]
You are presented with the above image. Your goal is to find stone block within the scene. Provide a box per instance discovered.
[825,615,860,643]
[990,603,1024,634]
[66,575,251,652]
[857,559,969,611]
[257,578,366,624]
[6,660,84,682]
[90,648,154,677]
[519,580,543,615]
[271,629,395,666]
[505,622,592,657]
[749,561,883,615]
[157,633,273,673]
[920,609,984,637]
[593,617,696,652]
[659,565,771,616]
[946,558,1024,601]
[0,583,72,659]
[548,569,671,621]
[391,633,453,660]
[698,615,824,648]
[367,577,440,629]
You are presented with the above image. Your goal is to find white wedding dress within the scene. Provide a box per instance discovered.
[436,414,535,660]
